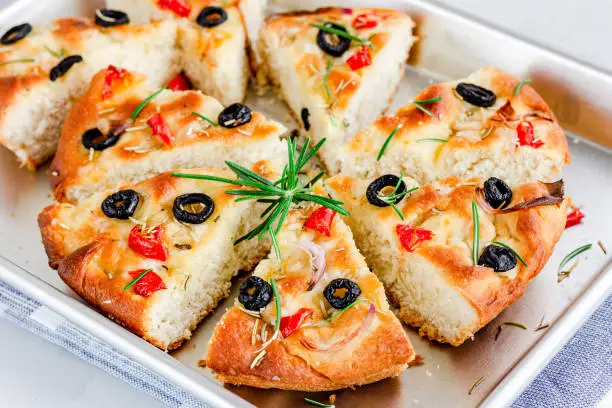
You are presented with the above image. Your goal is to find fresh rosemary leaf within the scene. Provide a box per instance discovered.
[415,138,448,143]
[123,269,152,291]
[559,243,592,270]
[411,96,442,117]
[492,241,528,267]
[472,201,480,265]
[514,79,532,97]
[377,124,402,160]
[131,86,166,121]
[305,170,326,188]
[0,58,35,66]
[468,376,485,395]
[323,59,333,101]
[324,298,366,323]
[304,398,335,408]
[192,111,218,127]
[309,22,372,48]
[503,321,527,330]
[270,277,282,333]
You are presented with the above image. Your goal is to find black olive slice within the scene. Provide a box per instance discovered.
[101,189,139,220]
[455,83,496,108]
[82,123,126,151]
[94,9,130,27]
[49,55,83,81]
[218,103,252,128]
[301,107,311,131]
[483,177,512,209]
[366,174,407,207]
[173,193,215,224]
[1,23,32,45]
[324,278,361,309]
[316,22,351,57]
[196,6,227,28]
[478,244,517,272]
[239,276,273,311]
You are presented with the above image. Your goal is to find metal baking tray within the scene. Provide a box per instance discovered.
[0,0,610,407]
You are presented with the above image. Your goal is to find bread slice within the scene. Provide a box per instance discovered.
[258,7,414,172]
[206,196,415,390]
[50,67,287,203]
[326,174,569,346]
[337,66,571,185]
[39,164,278,350]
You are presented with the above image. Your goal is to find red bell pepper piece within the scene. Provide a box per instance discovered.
[346,46,372,71]
[517,121,544,148]
[147,113,174,147]
[565,208,585,229]
[303,206,337,237]
[396,224,433,252]
[342,8,353,15]
[128,225,169,261]
[101,65,127,99]
[280,308,313,338]
[352,13,378,30]
[128,269,167,297]
[158,0,191,18]
[167,73,192,91]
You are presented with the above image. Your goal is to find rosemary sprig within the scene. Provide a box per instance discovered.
[131,86,166,121]
[310,22,373,49]
[172,138,348,258]
[123,269,152,291]
[323,59,333,101]
[0,58,35,66]
[410,96,442,117]
[468,376,485,395]
[304,398,335,408]
[492,241,528,267]
[503,321,527,330]
[377,124,402,160]
[559,243,592,270]
[324,298,366,323]
[472,201,480,265]
[192,111,218,127]
[415,138,448,143]
[514,79,532,97]
[270,278,281,334]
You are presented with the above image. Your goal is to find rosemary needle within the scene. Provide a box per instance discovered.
[0,58,35,66]
[559,243,592,270]
[310,22,373,48]
[270,278,282,334]
[468,376,485,395]
[304,398,335,408]
[503,321,527,330]
[131,86,166,121]
[410,96,442,117]
[123,269,152,291]
[472,201,480,265]
[514,79,532,96]
[377,124,402,160]
[191,111,218,127]
[323,59,333,101]
[492,241,528,267]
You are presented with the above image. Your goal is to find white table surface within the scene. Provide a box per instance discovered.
[0,0,610,407]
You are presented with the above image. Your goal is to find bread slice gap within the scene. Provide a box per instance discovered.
[326,173,569,346]
[338,66,571,185]
[51,67,287,203]
[258,7,414,172]
[38,163,280,350]
[206,189,415,390]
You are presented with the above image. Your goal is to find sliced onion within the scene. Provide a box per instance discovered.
[300,302,375,352]
[475,180,564,214]
[296,241,327,291]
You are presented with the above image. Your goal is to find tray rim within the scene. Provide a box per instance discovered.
[0,0,611,406]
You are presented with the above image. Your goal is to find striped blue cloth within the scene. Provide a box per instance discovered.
[0,279,609,407]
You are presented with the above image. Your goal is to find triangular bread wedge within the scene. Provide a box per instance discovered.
[39,163,278,350]
[259,7,414,172]
[51,67,286,203]
[326,174,569,346]
[206,197,415,390]
[337,66,570,185]
[0,17,178,169]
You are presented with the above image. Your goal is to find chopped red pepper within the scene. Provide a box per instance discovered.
[346,46,372,71]
[517,121,544,148]
[280,308,313,338]
[101,65,127,100]
[303,206,337,237]
[128,269,167,297]
[147,113,174,147]
[565,208,585,229]
[167,73,192,91]
[342,8,353,15]
[128,225,169,261]
[396,224,434,252]
[158,0,191,17]
[353,13,378,30]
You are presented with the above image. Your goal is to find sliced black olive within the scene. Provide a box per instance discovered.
[101,189,139,220]
[81,123,127,151]
[218,103,252,128]
[324,278,361,309]
[173,193,214,224]
[196,6,227,28]
[316,22,351,57]
[239,276,273,311]
[366,174,407,207]
[483,177,512,209]
[478,244,517,272]
[301,107,311,131]
[1,23,32,45]
[455,83,496,108]
[94,9,130,27]
[49,55,83,81]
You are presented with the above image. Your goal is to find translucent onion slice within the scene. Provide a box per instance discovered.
[296,241,327,291]
[475,180,564,214]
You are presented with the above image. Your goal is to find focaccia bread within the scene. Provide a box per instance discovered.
[336,66,571,185]
[50,67,287,204]
[0,16,179,169]
[326,174,569,346]
[206,198,415,390]
[259,7,414,173]
[39,163,279,350]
